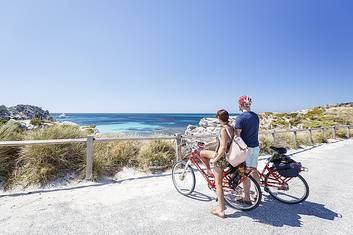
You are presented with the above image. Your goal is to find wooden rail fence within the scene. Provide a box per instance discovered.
[0,125,352,180]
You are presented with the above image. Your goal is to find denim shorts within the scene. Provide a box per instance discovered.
[245,146,260,168]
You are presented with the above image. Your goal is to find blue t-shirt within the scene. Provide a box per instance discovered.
[235,111,259,148]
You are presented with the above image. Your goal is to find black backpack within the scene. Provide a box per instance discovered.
[274,161,302,178]
[271,154,302,178]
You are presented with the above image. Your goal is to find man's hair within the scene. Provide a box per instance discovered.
[216,109,229,123]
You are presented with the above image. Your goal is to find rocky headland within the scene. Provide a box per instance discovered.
[0,105,52,121]
[184,102,353,137]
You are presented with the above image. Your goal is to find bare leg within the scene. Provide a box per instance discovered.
[200,150,216,175]
[211,165,225,218]
[243,168,260,202]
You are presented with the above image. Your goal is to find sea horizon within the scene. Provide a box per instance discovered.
[52,113,239,134]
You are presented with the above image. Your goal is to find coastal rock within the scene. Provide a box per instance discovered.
[0,104,53,121]
[0,105,11,120]
[186,117,236,137]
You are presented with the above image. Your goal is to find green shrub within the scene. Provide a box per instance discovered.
[93,141,141,179]
[306,107,324,119]
[0,121,24,188]
[9,125,86,188]
[259,135,272,155]
[85,128,95,135]
[138,140,175,168]
[336,129,347,139]
[313,133,327,143]
[0,120,7,126]
[30,117,42,126]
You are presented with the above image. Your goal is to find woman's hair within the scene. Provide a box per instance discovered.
[216,109,229,123]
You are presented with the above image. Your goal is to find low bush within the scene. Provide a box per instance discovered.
[137,140,175,169]
[9,125,86,188]
[0,120,7,126]
[259,135,272,155]
[336,129,347,139]
[30,117,42,126]
[313,133,327,143]
[93,141,141,179]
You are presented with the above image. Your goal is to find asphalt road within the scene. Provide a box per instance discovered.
[1,139,352,235]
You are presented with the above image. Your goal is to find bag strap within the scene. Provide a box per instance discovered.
[223,125,235,140]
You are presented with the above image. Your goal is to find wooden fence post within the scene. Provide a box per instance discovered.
[321,127,325,139]
[308,128,314,145]
[85,136,94,180]
[175,133,182,162]
[332,126,336,139]
[347,126,351,138]
[271,130,276,145]
[293,130,298,149]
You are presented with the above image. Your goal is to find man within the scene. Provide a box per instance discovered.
[235,96,260,204]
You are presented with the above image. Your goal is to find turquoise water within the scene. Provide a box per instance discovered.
[52,113,216,134]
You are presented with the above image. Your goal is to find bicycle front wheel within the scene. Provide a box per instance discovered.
[265,172,309,204]
[172,160,196,196]
[224,175,262,211]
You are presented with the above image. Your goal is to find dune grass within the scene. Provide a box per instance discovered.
[1,125,177,189]
[0,121,24,188]
[8,125,86,188]
[137,140,176,169]
[92,141,141,179]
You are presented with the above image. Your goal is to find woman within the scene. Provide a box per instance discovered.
[200,109,234,218]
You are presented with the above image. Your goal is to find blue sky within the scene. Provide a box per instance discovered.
[1,0,352,113]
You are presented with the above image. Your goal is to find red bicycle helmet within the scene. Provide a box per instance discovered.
[238,95,252,107]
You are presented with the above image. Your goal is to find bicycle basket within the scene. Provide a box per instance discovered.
[274,162,302,178]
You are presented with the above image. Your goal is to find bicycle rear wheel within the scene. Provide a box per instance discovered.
[172,160,196,196]
[224,175,262,211]
[265,171,309,204]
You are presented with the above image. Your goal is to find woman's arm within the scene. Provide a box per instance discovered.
[210,128,228,163]
[205,139,217,148]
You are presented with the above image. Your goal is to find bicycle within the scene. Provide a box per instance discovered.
[258,146,309,204]
[172,142,262,211]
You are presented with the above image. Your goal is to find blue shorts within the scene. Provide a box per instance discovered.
[245,146,260,168]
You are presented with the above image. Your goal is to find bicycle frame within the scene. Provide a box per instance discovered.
[186,150,252,191]
[259,161,296,188]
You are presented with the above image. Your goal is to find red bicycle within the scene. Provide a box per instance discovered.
[258,146,309,204]
[172,143,262,211]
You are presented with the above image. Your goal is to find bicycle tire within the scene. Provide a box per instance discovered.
[265,172,309,204]
[224,175,262,211]
[172,161,196,196]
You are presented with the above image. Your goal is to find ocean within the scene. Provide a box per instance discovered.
[52,113,216,134]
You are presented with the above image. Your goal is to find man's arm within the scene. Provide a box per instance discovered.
[235,128,242,137]
[235,115,243,137]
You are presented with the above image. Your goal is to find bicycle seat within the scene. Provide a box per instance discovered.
[270,146,287,154]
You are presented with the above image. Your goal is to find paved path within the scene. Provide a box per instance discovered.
[1,140,353,235]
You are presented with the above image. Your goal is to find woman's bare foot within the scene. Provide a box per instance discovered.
[210,207,225,218]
